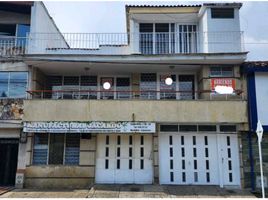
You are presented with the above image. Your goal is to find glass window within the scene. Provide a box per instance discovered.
[220,125,237,132]
[160,125,178,132]
[198,125,217,132]
[140,73,157,99]
[210,66,233,77]
[0,72,27,98]
[0,72,9,98]
[160,75,176,99]
[179,125,198,132]
[80,76,97,99]
[0,24,16,36]
[9,72,27,98]
[65,134,80,165]
[33,134,48,165]
[100,77,114,99]
[49,134,64,165]
[116,77,130,99]
[179,75,195,100]
[211,8,234,19]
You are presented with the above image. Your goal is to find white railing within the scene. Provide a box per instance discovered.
[0,31,244,56]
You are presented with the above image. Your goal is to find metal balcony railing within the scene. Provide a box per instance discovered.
[0,31,245,56]
[27,89,244,101]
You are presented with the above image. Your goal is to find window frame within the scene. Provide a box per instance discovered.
[32,133,81,166]
[0,71,28,99]
[209,66,234,77]
[211,8,235,19]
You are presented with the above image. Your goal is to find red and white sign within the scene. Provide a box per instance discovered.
[211,78,235,90]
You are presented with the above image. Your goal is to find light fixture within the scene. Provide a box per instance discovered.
[103,82,111,90]
[215,85,234,94]
[165,77,173,85]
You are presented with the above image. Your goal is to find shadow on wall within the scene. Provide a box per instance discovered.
[0,99,24,120]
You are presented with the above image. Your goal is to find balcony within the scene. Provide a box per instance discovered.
[0,31,244,57]
[27,89,244,101]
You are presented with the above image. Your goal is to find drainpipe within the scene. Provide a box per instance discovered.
[247,72,255,192]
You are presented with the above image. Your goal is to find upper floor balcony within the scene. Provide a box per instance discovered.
[0,31,245,57]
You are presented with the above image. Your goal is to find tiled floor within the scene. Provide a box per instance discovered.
[0,185,257,198]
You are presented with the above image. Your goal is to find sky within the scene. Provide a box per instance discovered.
[44,1,268,61]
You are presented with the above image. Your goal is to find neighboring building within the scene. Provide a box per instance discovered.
[0,1,32,188]
[1,2,249,189]
[242,61,268,193]
[0,1,63,188]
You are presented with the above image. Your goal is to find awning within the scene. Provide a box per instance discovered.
[23,121,155,133]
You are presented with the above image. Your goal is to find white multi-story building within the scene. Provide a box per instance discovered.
[0,2,249,189]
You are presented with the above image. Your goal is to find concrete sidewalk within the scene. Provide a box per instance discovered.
[0,185,257,198]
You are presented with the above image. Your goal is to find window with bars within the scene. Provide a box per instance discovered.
[32,133,80,165]
[160,75,176,99]
[116,77,130,99]
[140,73,157,99]
[179,75,195,100]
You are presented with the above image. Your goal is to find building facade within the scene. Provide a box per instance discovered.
[242,62,268,193]
[0,2,250,189]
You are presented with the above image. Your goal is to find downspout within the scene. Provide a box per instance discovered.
[247,72,255,191]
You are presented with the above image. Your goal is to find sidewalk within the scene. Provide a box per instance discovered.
[0,185,257,198]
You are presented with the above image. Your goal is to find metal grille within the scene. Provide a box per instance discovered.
[179,75,195,100]
[178,25,197,53]
[116,77,130,99]
[65,134,80,165]
[49,134,64,165]
[140,73,157,99]
[160,74,176,99]
[33,133,48,165]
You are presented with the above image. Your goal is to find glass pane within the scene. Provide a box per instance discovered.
[33,133,48,165]
[49,134,64,165]
[100,77,114,99]
[179,75,194,100]
[0,72,9,97]
[116,77,130,99]
[80,76,97,99]
[140,73,157,99]
[65,134,80,165]
[9,72,28,98]
[210,67,221,76]
[139,24,153,54]
[160,75,176,99]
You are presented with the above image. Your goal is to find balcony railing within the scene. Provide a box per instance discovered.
[27,89,244,101]
[0,31,244,56]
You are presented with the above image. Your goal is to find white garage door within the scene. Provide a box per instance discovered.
[96,134,153,184]
[159,133,240,186]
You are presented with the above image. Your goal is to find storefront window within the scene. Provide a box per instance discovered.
[33,133,80,165]
[0,72,28,98]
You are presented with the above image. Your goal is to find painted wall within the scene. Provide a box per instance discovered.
[23,100,248,124]
[255,72,268,126]
[28,2,68,54]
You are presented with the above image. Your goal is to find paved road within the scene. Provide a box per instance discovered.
[0,185,257,198]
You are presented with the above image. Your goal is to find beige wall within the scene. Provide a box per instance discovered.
[23,100,248,124]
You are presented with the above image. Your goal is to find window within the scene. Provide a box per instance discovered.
[0,72,28,98]
[160,74,176,99]
[140,73,157,99]
[116,77,130,99]
[220,125,237,132]
[179,125,197,132]
[198,125,217,132]
[160,125,178,132]
[211,8,234,19]
[0,24,16,36]
[179,75,195,100]
[210,67,233,77]
[33,133,80,165]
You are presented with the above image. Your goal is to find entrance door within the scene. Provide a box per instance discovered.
[159,133,240,186]
[0,139,19,186]
[96,134,153,184]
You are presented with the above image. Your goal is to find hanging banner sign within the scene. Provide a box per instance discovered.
[23,121,155,133]
[211,78,235,90]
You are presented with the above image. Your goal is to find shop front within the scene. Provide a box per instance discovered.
[23,121,155,188]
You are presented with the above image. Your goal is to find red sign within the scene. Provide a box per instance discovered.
[211,78,235,90]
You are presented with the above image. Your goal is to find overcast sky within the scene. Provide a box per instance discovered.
[44,1,268,61]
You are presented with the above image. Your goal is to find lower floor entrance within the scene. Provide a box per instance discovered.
[0,139,19,186]
[95,134,153,184]
[159,133,240,186]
